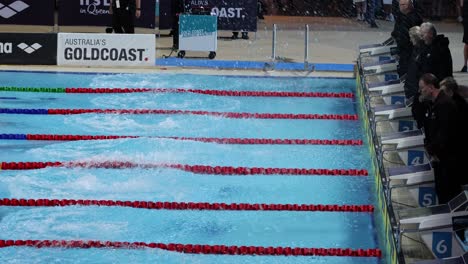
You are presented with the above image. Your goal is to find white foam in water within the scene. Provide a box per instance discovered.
[56,144,185,165]
[65,115,175,133]
[88,74,197,89]
[158,117,180,129]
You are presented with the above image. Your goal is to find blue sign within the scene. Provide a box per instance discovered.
[432,232,452,258]
[398,120,414,132]
[385,74,398,81]
[418,187,437,207]
[379,56,391,62]
[391,96,405,105]
[408,150,424,165]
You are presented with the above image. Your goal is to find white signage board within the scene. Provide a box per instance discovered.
[57,33,155,66]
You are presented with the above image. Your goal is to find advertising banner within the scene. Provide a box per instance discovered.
[0,33,57,65]
[159,0,256,31]
[179,14,216,52]
[58,0,156,28]
[0,0,55,25]
[57,33,155,66]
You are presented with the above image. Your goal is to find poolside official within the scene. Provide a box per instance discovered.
[109,0,141,34]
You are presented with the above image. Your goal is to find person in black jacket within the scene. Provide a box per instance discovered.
[391,0,423,77]
[404,26,425,100]
[405,26,432,130]
[109,0,141,33]
[419,74,465,204]
[440,77,468,192]
[420,22,453,81]
[440,77,468,138]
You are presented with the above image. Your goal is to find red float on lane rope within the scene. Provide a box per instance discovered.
[0,239,381,257]
[0,161,368,176]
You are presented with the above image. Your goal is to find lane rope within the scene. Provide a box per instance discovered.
[0,161,368,176]
[0,134,363,146]
[0,240,381,257]
[0,198,374,212]
[0,108,358,120]
[0,86,355,98]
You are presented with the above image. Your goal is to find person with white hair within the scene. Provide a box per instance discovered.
[420,22,453,80]
[391,0,423,76]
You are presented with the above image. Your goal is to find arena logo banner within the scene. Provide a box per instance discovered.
[58,0,156,29]
[0,33,57,65]
[159,0,256,31]
[0,0,55,25]
[57,33,155,66]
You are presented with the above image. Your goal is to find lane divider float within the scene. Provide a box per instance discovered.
[0,198,374,212]
[0,240,381,257]
[0,86,355,98]
[0,108,359,120]
[0,134,363,146]
[0,161,369,176]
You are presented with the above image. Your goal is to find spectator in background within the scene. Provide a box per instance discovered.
[419,74,464,204]
[430,0,443,20]
[461,0,468,72]
[354,0,366,21]
[366,0,378,28]
[457,0,464,23]
[392,0,423,77]
[383,0,394,21]
[232,1,266,40]
[392,0,400,19]
[231,32,249,40]
[109,0,141,33]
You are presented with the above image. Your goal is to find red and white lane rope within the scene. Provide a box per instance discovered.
[0,162,368,176]
[21,134,363,146]
[0,240,381,257]
[65,87,355,98]
[45,109,359,120]
[0,198,374,213]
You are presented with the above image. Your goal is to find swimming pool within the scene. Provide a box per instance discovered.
[0,71,383,263]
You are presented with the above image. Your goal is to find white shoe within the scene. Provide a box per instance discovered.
[388,14,394,22]
[457,16,463,23]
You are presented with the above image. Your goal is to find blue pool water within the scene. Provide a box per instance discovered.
[0,71,381,263]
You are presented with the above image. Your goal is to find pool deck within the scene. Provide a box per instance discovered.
[1,16,467,80]
[1,16,467,263]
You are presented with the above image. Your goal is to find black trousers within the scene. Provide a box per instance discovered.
[112,9,135,34]
[433,159,463,204]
